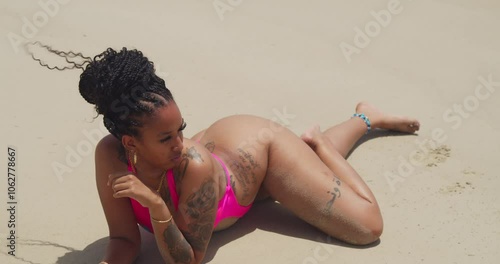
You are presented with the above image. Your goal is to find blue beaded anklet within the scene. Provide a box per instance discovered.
[352,113,371,133]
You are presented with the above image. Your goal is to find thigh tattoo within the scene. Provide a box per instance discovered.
[325,177,342,212]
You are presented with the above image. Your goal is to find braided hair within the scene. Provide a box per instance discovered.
[29,42,174,140]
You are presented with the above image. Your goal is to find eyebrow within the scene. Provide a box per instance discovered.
[157,119,185,137]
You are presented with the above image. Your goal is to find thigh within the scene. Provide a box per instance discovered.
[263,129,377,243]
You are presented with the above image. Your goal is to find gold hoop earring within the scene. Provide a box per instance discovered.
[128,151,137,173]
[127,151,132,163]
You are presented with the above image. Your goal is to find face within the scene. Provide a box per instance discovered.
[124,101,186,171]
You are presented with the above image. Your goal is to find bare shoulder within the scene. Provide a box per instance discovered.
[96,134,122,158]
[179,139,216,179]
[175,140,220,204]
[95,134,127,171]
[95,134,141,244]
[94,133,128,196]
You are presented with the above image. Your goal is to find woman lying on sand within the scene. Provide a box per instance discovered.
[32,44,419,264]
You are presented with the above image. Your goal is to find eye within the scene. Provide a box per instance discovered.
[160,136,172,143]
[179,121,187,131]
[160,121,186,143]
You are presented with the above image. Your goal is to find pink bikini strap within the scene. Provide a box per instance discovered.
[166,169,179,211]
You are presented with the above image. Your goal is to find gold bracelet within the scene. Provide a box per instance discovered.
[151,215,173,224]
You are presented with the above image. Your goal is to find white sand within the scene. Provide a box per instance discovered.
[1,0,499,263]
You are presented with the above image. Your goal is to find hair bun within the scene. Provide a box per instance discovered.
[78,68,99,105]
[78,48,156,115]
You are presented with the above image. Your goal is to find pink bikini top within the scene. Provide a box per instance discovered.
[128,153,252,233]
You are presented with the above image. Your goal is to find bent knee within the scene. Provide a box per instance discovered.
[350,214,384,245]
[356,222,383,245]
[332,209,383,246]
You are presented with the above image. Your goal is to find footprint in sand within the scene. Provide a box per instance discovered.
[461,169,484,176]
[413,144,451,167]
[438,169,481,195]
[426,145,451,167]
[439,181,475,194]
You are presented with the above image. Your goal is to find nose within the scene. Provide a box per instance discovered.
[172,134,183,152]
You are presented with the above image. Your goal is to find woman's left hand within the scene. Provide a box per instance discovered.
[107,171,161,208]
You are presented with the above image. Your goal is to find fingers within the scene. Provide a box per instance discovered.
[110,181,139,198]
[107,172,133,198]
[108,173,146,199]
[107,171,133,186]
[113,188,131,199]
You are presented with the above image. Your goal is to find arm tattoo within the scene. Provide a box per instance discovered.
[174,146,205,188]
[161,179,216,262]
[325,177,342,212]
[163,224,193,264]
[174,156,189,185]
[182,178,217,251]
[187,146,204,162]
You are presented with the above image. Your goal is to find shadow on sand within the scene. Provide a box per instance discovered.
[347,129,419,158]
[57,200,379,264]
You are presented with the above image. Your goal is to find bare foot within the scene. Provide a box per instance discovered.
[301,125,324,150]
[356,102,420,133]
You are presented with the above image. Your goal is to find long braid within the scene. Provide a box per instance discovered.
[26,41,92,70]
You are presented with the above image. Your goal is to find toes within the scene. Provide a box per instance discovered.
[406,121,420,133]
[411,121,420,131]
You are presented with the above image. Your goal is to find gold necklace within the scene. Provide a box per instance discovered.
[156,171,166,193]
[129,153,165,193]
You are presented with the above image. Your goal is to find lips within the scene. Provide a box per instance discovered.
[171,153,182,161]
